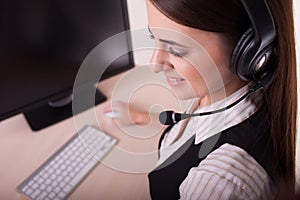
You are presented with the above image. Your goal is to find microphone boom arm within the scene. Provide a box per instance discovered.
[160,80,266,126]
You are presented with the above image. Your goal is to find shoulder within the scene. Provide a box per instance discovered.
[179,143,274,200]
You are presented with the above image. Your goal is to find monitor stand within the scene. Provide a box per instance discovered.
[24,87,106,131]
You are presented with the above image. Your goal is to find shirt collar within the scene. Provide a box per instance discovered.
[185,83,262,145]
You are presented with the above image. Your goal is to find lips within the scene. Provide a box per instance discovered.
[166,76,185,87]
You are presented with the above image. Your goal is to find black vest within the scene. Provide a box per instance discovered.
[148,109,276,200]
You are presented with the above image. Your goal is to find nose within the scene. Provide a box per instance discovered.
[149,48,172,73]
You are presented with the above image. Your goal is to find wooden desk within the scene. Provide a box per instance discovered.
[0,68,188,200]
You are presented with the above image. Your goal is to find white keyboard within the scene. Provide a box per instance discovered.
[17,125,118,200]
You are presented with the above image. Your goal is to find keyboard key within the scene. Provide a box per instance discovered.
[25,188,33,196]
[58,191,67,199]
[63,185,72,194]
[70,160,97,187]
[40,184,47,190]
[37,191,48,200]
[48,192,55,198]
[21,185,29,192]
[32,183,39,190]
[45,179,51,186]
[59,181,66,188]
[54,187,61,194]
[31,189,41,199]
[46,186,52,193]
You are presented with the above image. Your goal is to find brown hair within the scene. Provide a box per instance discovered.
[150,0,297,188]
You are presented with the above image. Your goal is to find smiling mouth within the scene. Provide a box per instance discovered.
[166,77,185,87]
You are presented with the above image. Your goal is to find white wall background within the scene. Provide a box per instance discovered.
[126,0,300,189]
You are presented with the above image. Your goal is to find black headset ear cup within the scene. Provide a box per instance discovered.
[231,28,255,78]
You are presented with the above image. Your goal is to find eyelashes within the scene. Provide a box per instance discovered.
[168,47,188,58]
[148,34,189,58]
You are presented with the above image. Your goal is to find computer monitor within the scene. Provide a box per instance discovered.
[0,0,134,131]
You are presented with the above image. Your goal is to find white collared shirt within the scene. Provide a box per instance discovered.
[158,83,273,199]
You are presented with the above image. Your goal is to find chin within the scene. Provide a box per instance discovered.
[173,91,197,101]
[169,84,201,100]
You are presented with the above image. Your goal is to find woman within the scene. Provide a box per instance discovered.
[101,0,297,199]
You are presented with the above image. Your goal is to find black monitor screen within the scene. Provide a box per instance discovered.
[0,0,133,128]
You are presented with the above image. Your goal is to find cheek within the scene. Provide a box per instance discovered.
[204,38,235,84]
[173,59,209,94]
[173,58,202,80]
[173,51,233,96]
[210,50,235,85]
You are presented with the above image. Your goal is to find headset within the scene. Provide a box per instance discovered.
[231,0,277,81]
[159,0,278,125]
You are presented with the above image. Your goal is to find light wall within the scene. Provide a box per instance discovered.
[126,0,300,190]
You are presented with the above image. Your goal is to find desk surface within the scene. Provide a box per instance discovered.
[0,68,187,200]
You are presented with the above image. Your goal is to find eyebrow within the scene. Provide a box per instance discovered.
[147,26,188,48]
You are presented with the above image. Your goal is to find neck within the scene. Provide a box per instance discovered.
[197,77,247,109]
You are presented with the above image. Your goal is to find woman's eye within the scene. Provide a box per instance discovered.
[169,47,188,58]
